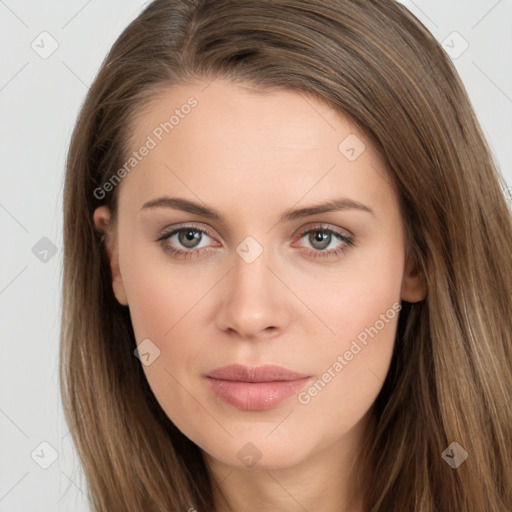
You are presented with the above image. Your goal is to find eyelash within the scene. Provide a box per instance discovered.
[155,222,355,260]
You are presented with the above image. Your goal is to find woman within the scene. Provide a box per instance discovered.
[60,0,512,510]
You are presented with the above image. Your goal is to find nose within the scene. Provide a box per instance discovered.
[215,246,290,341]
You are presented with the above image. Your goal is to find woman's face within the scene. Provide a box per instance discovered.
[94,78,423,471]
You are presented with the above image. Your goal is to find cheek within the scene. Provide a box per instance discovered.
[291,235,403,428]
[123,271,175,344]
[125,271,205,379]
[122,262,204,434]
[117,238,204,393]
[292,297,400,448]
[119,233,207,344]
[293,227,404,352]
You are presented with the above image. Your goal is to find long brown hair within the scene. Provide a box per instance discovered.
[60,0,512,510]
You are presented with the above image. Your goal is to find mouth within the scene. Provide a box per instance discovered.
[205,364,312,411]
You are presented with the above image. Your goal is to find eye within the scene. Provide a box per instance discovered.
[294,224,355,259]
[155,222,355,260]
[156,224,218,259]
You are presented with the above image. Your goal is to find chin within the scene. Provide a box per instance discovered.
[198,431,315,470]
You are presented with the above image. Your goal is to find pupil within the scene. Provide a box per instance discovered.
[180,229,200,248]
[310,231,330,249]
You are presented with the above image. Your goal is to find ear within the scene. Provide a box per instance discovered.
[93,206,128,306]
[401,247,427,303]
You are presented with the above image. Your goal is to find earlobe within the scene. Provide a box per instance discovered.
[93,206,129,306]
[111,278,129,307]
[401,249,427,303]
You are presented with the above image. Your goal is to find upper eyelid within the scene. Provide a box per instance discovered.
[160,222,217,240]
[296,223,353,238]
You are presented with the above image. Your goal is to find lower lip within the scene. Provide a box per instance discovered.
[205,377,311,411]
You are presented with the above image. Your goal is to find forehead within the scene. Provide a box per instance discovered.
[130,79,369,152]
[119,78,395,219]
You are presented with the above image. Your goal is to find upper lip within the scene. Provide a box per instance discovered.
[206,364,309,383]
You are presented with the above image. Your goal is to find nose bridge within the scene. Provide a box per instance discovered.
[233,240,271,294]
[232,238,276,311]
[217,235,287,337]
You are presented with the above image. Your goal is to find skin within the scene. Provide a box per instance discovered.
[94,78,426,512]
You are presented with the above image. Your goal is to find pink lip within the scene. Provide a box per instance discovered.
[205,364,311,411]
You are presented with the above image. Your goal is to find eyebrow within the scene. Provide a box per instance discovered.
[140,196,376,224]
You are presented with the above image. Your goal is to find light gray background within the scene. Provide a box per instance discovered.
[1,1,511,510]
